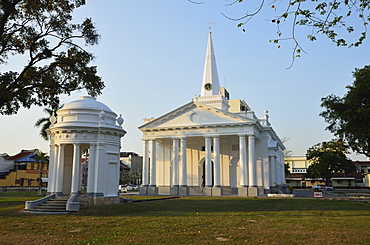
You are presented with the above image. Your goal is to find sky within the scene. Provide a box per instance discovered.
[0,0,369,160]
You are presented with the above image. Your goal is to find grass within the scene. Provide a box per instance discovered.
[0,191,47,197]
[0,196,370,244]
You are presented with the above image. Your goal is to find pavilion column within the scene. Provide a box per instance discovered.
[149,139,156,187]
[172,138,179,187]
[71,144,80,194]
[55,144,64,195]
[87,144,96,195]
[213,136,221,187]
[47,144,57,194]
[248,135,257,187]
[238,135,248,187]
[180,137,187,187]
[93,143,105,197]
[142,140,149,186]
[205,136,212,187]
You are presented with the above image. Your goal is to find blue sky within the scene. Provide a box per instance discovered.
[1,1,369,160]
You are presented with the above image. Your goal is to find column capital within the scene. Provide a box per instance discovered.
[238,134,247,138]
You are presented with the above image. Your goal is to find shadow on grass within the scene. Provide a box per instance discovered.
[75,197,370,217]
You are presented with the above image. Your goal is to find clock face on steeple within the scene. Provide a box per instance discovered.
[204,83,212,91]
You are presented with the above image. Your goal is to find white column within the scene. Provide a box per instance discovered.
[55,144,64,194]
[205,136,212,187]
[142,140,149,186]
[239,135,248,187]
[271,155,277,186]
[149,139,156,187]
[47,144,56,193]
[180,137,187,187]
[87,144,96,194]
[248,135,257,187]
[172,138,179,187]
[213,136,221,187]
[94,143,105,196]
[71,143,80,194]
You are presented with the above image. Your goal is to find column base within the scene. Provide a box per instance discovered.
[258,186,265,195]
[212,186,222,196]
[238,187,248,196]
[248,186,259,197]
[147,186,159,196]
[170,187,179,196]
[179,186,189,196]
[139,187,148,195]
[203,187,212,196]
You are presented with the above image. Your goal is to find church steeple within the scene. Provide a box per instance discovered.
[193,32,230,111]
[201,32,221,96]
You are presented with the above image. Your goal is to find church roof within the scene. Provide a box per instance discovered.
[139,101,258,131]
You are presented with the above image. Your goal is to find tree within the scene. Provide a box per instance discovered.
[0,0,104,115]
[320,65,370,158]
[34,151,49,195]
[305,139,355,186]
[35,104,64,140]
[191,0,370,67]
[281,136,292,175]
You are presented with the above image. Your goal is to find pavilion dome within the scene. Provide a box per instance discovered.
[52,96,123,130]
[62,96,113,113]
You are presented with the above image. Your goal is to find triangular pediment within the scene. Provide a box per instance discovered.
[139,102,256,130]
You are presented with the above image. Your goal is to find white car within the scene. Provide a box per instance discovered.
[126,184,139,191]
[312,185,334,191]
[119,185,127,193]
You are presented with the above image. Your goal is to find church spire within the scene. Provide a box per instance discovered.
[201,32,221,97]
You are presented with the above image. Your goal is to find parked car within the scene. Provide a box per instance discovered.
[311,185,334,191]
[126,184,139,191]
[119,185,127,193]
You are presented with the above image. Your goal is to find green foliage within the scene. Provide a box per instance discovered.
[321,65,370,157]
[284,162,291,176]
[120,171,141,185]
[0,0,104,115]
[34,104,64,140]
[224,0,370,66]
[305,139,355,185]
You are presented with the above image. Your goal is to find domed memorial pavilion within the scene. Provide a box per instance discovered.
[26,96,126,212]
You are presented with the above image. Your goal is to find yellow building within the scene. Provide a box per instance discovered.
[0,150,48,187]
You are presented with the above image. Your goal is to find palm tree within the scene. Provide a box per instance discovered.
[35,104,64,141]
[34,151,49,195]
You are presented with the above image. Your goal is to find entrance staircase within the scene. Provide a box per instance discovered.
[24,195,71,213]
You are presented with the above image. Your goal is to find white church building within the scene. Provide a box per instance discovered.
[139,32,285,197]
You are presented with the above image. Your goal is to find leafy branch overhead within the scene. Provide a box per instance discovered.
[197,0,369,68]
[0,0,104,115]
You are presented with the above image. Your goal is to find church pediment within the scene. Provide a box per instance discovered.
[139,102,256,131]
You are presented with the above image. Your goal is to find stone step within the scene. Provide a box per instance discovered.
[34,198,68,212]
[35,206,66,210]
[30,208,71,213]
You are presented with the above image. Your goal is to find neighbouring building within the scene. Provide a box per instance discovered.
[139,32,285,197]
[285,156,369,188]
[120,152,143,186]
[0,149,48,188]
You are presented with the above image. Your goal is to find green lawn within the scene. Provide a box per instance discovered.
[1,196,369,244]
